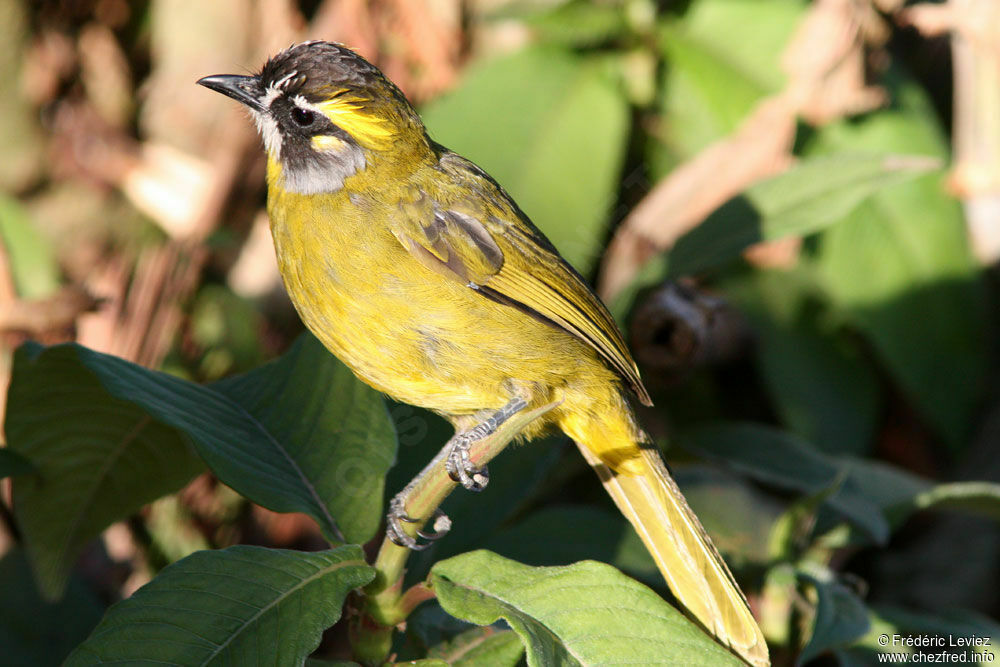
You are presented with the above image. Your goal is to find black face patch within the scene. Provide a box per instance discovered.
[254,40,415,193]
[267,95,354,163]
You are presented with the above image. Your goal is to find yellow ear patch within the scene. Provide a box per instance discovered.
[317,96,395,149]
[311,134,346,152]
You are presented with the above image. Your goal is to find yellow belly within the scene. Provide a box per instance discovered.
[267,187,618,431]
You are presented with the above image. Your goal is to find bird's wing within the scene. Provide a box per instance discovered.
[390,150,651,405]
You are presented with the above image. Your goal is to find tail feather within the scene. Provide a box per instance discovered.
[574,441,769,667]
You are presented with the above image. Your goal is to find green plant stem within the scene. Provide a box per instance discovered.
[352,400,559,663]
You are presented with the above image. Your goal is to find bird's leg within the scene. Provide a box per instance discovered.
[386,396,529,550]
[446,397,528,491]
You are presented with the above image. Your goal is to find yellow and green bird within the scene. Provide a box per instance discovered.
[199,41,768,666]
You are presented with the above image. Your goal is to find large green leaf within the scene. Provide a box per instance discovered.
[0,549,105,667]
[213,333,396,544]
[66,545,374,665]
[430,550,741,666]
[808,99,986,448]
[667,153,940,278]
[421,45,629,272]
[7,335,394,598]
[0,446,34,478]
[6,344,204,599]
[651,0,803,172]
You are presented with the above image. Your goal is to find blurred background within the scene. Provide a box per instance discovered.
[0,0,998,664]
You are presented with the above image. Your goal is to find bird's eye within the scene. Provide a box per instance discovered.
[291,107,315,127]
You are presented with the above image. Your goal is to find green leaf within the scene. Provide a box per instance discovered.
[0,549,105,667]
[667,153,940,277]
[66,545,374,665]
[682,422,889,543]
[0,447,34,479]
[430,550,741,666]
[798,565,871,663]
[213,332,396,544]
[514,1,628,48]
[427,626,525,666]
[421,45,629,272]
[721,267,882,457]
[651,0,803,172]
[7,335,395,597]
[0,194,60,298]
[808,99,986,448]
[885,481,1000,528]
[6,344,204,599]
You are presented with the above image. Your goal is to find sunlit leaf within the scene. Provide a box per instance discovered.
[427,626,525,667]
[885,481,1000,529]
[513,1,628,47]
[66,545,373,665]
[431,550,741,665]
[651,0,804,171]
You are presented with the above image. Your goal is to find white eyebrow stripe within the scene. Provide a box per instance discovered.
[290,94,323,113]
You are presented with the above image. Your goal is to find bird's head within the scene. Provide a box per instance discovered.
[198,41,429,194]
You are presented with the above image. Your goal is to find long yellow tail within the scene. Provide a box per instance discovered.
[567,420,769,667]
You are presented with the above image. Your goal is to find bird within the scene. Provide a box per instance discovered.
[198,40,768,666]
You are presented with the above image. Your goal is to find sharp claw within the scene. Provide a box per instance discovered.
[386,498,450,550]
[417,509,452,540]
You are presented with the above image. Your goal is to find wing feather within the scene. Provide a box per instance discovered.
[392,149,651,405]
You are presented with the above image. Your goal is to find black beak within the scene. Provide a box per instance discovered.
[197,74,266,112]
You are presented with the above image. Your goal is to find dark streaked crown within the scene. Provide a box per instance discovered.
[259,41,406,105]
